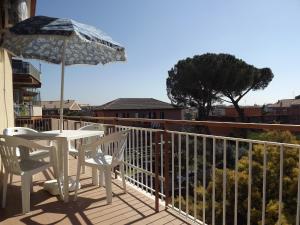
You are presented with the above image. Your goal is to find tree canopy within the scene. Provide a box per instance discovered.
[167,53,274,121]
[167,56,219,119]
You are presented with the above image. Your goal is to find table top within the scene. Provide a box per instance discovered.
[16,130,104,141]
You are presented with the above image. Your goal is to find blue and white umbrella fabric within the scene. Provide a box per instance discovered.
[1,16,126,132]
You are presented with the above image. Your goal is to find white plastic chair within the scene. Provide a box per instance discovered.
[69,124,105,173]
[74,130,129,204]
[3,127,52,183]
[3,127,50,160]
[0,136,62,214]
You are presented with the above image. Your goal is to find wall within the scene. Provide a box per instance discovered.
[0,49,14,131]
[225,107,262,117]
[32,105,42,117]
[94,109,183,120]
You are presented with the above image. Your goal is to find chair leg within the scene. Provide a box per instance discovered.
[104,167,112,204]
[30,176,33,193]
[78,151,85,174]
[2,172,8,208]
[56,172,63,201]
[120,164,126,193]
[73,157,82,201]
[0,162,3,175]
[51,149,63,200]
[99,169,104,187]
[9,173,13,184]
[21,174,31,214]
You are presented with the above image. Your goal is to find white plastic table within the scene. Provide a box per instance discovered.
[17,130,104,202]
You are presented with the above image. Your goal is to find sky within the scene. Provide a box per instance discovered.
[35,0,300,106]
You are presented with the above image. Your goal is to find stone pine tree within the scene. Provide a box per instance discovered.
[167,53,274,121]
[210,53,274,122]
[166,56,220,120]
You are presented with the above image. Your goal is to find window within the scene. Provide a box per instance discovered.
[160,112,165,119]
[152,112,156,119]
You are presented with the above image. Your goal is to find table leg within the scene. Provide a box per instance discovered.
[62,139,69,202]
[92,168,98,185]
[57,141,64,179]
[91,146,98,185]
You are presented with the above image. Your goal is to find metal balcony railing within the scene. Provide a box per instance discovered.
[14,116,300,225]
[14,104,31,117]
[12,59,41,82]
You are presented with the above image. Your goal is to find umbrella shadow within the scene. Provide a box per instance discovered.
[19,194,104,225]
[19,189,128,225]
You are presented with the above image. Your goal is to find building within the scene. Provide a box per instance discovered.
[207,99,300,124]
[93,98,183,120]
[12,59,42,117]
[41,100,82,116]
[266,98,300,124]
[209,105,263,122]
[0,0,37,131]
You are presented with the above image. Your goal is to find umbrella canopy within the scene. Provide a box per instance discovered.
[1,16,126,65]
[1,16,126,132]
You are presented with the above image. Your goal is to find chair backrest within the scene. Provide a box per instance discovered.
[78,123,106,145]
[0,140,21,174]
[0,135,55,174]
[79,123,105,132]
[3,127,38,136]
[81,131,129,167]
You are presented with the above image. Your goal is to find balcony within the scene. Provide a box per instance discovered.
[12,59,41,88]
[1,157,190,225]
[7,117,300,224]
[14,104,42,118]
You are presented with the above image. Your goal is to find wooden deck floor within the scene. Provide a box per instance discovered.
[0,157,191,225]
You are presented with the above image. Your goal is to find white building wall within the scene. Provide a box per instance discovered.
[0,49,14,131]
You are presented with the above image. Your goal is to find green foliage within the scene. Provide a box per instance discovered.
[167,53,274,121]
[174,131,299,225]
[208,131,299,224]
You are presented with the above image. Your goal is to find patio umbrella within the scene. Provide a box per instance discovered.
[1,16,126,132]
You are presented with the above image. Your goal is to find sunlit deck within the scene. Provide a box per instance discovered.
[0,157,191,225]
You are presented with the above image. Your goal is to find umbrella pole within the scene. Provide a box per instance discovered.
[59,40,67,133]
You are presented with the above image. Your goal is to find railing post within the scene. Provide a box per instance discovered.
[163,122,170,208]
[155,131,160,212]
[113,118,118,179]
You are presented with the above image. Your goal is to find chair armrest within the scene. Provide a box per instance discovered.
[0,135,56,153]
[80,131,129,151]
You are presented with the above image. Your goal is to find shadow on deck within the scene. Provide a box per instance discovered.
[0,158,191,225]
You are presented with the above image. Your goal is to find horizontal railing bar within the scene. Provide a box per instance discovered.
[123,162,165,181]
[45,118,300,148]
[43,115,300,132]
[168,204,207,225]
[115,125,163,132]
[121,174,166,198]
[167,130,300,148]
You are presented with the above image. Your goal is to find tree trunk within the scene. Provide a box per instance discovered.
[232,101,245,122]
[195,105,210,134]
[197,106,206,120]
